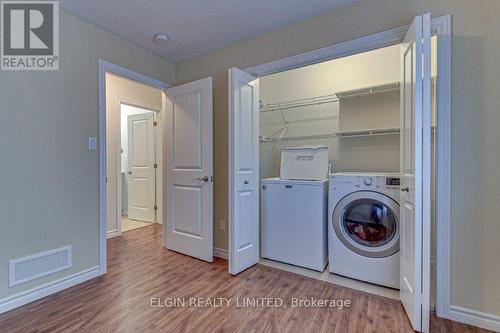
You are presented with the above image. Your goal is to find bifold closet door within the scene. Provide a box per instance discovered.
[228,68,260,275]
[163,77,214,262]
[399,13,432,333]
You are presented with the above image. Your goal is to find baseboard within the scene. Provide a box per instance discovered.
[0,266,100,315]
[214,247,228,260]
[107,229,119,239]
[448,305,500,332]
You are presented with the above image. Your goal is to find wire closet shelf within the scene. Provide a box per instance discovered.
[259,82,401,143]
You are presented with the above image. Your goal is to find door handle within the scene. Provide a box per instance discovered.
[196,176,209,182]
[244,180,250,185]
[401,186,409,192]
[127,171,132,175]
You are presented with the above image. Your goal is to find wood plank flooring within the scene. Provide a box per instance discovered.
[0,224,491,333]
[121,217,155,232]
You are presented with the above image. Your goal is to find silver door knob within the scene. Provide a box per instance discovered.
[401,186,409,192]
[196,176,209,182]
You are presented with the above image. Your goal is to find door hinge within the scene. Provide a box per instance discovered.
[153,121,158,127]
[154,205,158,211]
[154,163,158,169]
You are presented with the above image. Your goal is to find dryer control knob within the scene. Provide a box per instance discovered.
[363,177,373,186]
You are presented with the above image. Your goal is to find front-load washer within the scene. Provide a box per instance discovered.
[328,172,401,288]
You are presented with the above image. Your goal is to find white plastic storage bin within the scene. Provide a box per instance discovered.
[261,178,328,271]
[280,146,329,180]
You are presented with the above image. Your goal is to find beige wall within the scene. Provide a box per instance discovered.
[0,10,175,299]
[105,74,163,235]
[259,45,400,177]
[176,0,500,315]
[260,45,400,102]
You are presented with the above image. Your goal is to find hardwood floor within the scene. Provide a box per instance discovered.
[121,217,155,232]
[0,225,490,333]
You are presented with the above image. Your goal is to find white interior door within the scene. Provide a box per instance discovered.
[127,112,156,222]
[228,68,260,275]
[164,77,213,262]
[400,13,432,333]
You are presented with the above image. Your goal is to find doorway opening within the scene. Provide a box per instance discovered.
[228,14,450,333]
[105,72,164,238]
[257,43,403,301]
[257,36,438,302]
[99,60,215,278]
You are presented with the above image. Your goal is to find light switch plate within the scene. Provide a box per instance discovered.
[88,137,97,150]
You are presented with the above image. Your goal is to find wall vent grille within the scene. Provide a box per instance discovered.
[9,246,72,287]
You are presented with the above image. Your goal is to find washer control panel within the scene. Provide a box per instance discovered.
[330,174,400,191]
[385,177,400,186]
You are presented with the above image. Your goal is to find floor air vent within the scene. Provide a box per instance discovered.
[9,246,72,287]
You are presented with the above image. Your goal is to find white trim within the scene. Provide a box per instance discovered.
[237,14,457,328]
[213,247,228,260]
[227,69,235,273]
[449,306,500,332]
[98,59,169,276]
[0,266,99,315]
[245,24,409,76]
[99,60,169,90]
[98,60,107,276]
[429,15,499,333]
[432,15,452,320]
[107,230,119,239]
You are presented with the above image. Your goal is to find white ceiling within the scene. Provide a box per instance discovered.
[60,0,358,62]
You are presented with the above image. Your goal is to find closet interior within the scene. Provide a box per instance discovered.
[258,42,436,302]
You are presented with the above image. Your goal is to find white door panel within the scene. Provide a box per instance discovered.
[172,185,202,237]
[228,68,260,275]
[400,13,432,333]
[127,112,155,222]
[173,92,202,168]
[164,77,213,262]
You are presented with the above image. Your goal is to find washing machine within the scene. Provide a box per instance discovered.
[328,172,401,289]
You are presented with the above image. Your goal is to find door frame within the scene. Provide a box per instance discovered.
[233,15,451,318]
[98,59,169,275]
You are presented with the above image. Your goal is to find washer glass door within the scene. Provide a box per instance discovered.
[344,198,396,247]
[333,191,399,258]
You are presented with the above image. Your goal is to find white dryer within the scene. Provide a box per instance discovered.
[328,172,401,288]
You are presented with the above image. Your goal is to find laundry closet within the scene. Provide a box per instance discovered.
[257,43,436,295]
